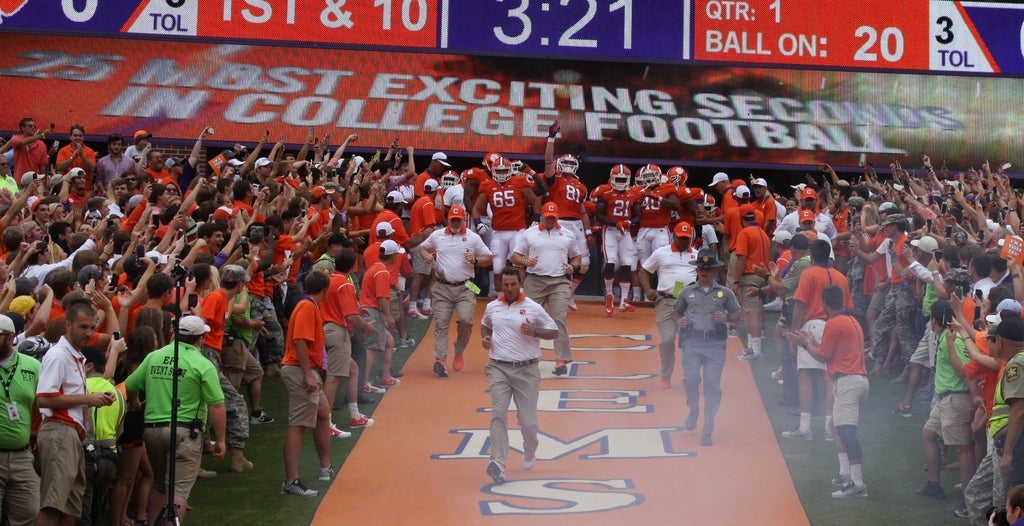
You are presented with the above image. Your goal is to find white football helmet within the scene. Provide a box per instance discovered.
[666,166,688,187]
[609,164,631,192]
[636,163,662,187]
[556,154,579,176]
[510,159,524,176]
[492,157,514,184]
[703,193,716,211]
[440,170,461,188]
[483,152,502,172]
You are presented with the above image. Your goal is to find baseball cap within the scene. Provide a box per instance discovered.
[801,187,818,200]
[386,190,406,203]
[674,222,694,238]
[14,278,36,297]
[424,179,439,192]
[212,206,233,222]
[68,167,86,179]
[3,313,24,336]
[133,130,152,141]
[311,186,325,199]
[127,194,145,213]
[910,236,939,254]
[179,316,211,336]
[327,233,349,247]
[20,171,39,187]
[541,202,559,218]
[739,203,756,217]
[144,251,169,266]
[431,152,451,167]
[380,239,405,255]
[879,202,898,213]
[798,209,815,223]
[255,157,272,168]
[0,314,16,336]
[773,230,793,243]
[882,213,908,227]
[323,182,342,195]
[751,178,768,187]
[8,296,35,318]
[791,183,807,191]
[708,172,729,187]
[376,221,395,236]
[77,264,104,287]
[448,205,467,220]
[987,299,1024,324]
[221,264,250,284]
[836,179,851,187]
[734,185,751,198]
[227,158,244,167]
[996,315,1024,341]
[164,157,182,169]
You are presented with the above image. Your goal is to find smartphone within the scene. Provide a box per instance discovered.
[151,215,159,227]
[112,331,121,340]
[945,225,953,237]
[858,153,867,166]
[188,293,198,310]
[1001,162,1012,171]
[941,202,948,214]
[135,244,145,259]
[926,219,932,231]
[110,272,120,288]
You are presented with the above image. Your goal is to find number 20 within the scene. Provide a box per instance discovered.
[854,26,904,62]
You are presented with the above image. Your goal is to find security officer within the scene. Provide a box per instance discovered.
[0,314,41,526]
[672,248,741,446]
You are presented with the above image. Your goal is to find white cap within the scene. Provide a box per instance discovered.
[20,171,38,187]
[386,190,406,203]
[255,157,272,168]
[380,239,405,255]
[107,204,124,218]
[227,159,244,167]
[423,179,439,192]
[353,155,365,170]
[144,250,169,266]
[751,178,768,187]
[734,185,751,198]
[179,316,211,336]
[772,230,793,243]
[375,221,395,236]
[893,183,905,192]
[0,314,15,335]
[879,202,899,213]
[987,299,1024,324]
[708,172,729,187]
[431,152,451,167]
[790,183,807,191]
[910,236,938,254]
[68,167,86,179]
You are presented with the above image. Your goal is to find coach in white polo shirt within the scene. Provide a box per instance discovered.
[640,221,699,389]
[419,205,493,377]
[512,202,582,376]
[481,267,559,485]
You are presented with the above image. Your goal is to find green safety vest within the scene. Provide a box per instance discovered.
[990,349,1024,438]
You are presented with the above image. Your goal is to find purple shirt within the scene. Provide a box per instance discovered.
[95,154,138,190]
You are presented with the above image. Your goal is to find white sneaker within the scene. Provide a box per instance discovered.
[318,465,335,481]
[522,456,536,470]
[329,423,351,439]
[831,482,868,498]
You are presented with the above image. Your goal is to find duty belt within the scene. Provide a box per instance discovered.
[687,329,724,340]
[435,277,467,286]
[657,292,676,300]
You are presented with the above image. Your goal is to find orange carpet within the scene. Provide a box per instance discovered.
[313,300,809,525]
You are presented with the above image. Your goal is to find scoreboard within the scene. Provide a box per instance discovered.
[1,0,1024,76]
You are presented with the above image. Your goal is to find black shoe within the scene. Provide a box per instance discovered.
[552,360,569,376]
[915,481,946,499]
[433,359,449,378]
[700,435,713,446]
[685,412,698,431]
[357,395,374,405]
[486,460,506,484]
[390,369,405,379]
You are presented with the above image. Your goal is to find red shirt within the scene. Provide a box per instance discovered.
[478,175,534,231]
[591,184,638,223]
[638,183,676,228]
[547,176,588,220]
[408,195,440,235]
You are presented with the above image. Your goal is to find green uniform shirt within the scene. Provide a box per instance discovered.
[125,341,224,425]
[86,375,126,443]
[921,263,939,317]
[781,255,811,299]
[0,352,40,449]
[227,294,254,345]
[934,329,970,394]
[991,350,1024,437]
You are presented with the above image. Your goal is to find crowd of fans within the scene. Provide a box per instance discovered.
[1,114,1024,525]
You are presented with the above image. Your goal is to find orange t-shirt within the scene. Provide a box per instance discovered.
[753,196,778,235]
[734,224,771,275]
[965,332,999,412]
[368,209,410,246]
[793,265,852,324]
[321,272,360,328]
[282,298,325,370]
[408,195,440,235]
[817,314,867,378]
[359,262,390,310]
[414,171,440,199]
[200,288,229,352]
[723,208,764,252]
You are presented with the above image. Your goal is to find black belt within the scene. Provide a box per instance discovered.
[526,273,565,279]
[557,217,581,221]
[0,445,28,452]
[657,292,676,300]
[435,277,467,286]
[491,358,539,367]
[144,422,191,429]
[686,330,724,340]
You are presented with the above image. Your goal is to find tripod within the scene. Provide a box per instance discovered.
[155,268,194,526]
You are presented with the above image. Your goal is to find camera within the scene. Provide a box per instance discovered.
[240,237,250,257]
[171,263,189,281]
[189,418,203,439]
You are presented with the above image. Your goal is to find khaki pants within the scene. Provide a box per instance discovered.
[37,421,86,517]
[655,295,679,379]
[430,281,476,361]
[486,360,540,467]
[523,274,572,362]
[0,449,40,526]
[222,337,263,390]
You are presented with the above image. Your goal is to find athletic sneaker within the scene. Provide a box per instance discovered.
[831,482,868,498]
[605,294,614,316]
[619,300,636,313]
[433,359,449,378]
[770,367,783,380]
[522,456,536,470]
[915,481,946,499]
[552,360,569,376]
[318,465,335,481]
[362,383,386,394]
[281,479,318,497]
[831,473,851,486]
[568,299,578,312]
[822,427,834,442]
[487,460,506,484]
[399,337,416,348]
[329,423,351,439]
[250,409,275,425]
[953,499,969,518]
[378,376,401,387]
[349,415,374,428]
[452,353,465,372]
[737,349,762,362]
[407,308,428,320]
[781,429,812,440]
[891,403,912,418]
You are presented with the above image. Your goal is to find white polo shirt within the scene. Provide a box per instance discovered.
[36,336,88,428]
[642,245,698,295]
[482,294,557,362]
[512,224,581,277]
[419,226,491,283]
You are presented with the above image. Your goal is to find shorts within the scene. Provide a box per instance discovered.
[909,325,937,368]
[324,322,353,378]
[37,420,86,517]
[390,287,402,321]
[832,375,869,427]
[143,426,202,500]
[558,219,590,268]
[411,248,434,276]
[281,365,329,428]
[221,337,263,389]
[924,391,974,446]
[869,288,888,312]
[361,308,391,352]
[738,274,766,314]
[796,319,827,371]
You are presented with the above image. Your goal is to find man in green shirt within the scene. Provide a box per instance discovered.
[126,316,226,525]
[81,345,126,526]
[0,314,40,526]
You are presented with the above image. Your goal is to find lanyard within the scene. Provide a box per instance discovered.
[0,354,20,401]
